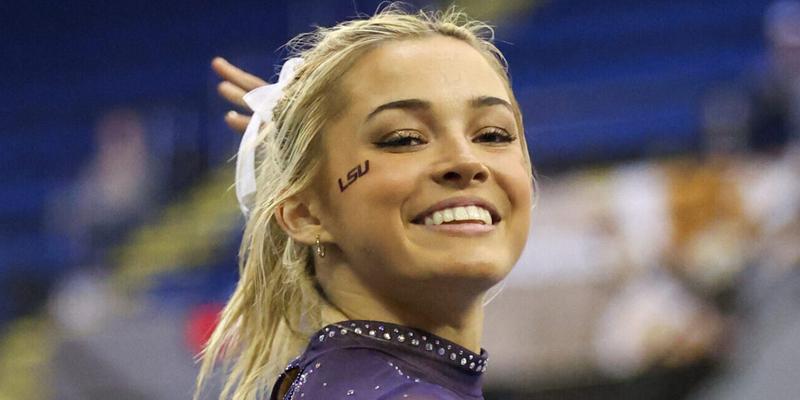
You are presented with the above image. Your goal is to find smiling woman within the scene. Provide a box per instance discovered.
[197,4,534,400]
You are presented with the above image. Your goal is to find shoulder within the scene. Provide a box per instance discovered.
[281,347,463,400]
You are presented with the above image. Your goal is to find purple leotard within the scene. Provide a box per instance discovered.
[270,320,488,399]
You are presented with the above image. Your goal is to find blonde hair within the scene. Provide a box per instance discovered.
[194,4,532,399]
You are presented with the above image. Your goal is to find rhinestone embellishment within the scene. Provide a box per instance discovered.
[315,320,488,373]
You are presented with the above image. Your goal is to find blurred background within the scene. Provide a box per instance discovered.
[2,0,799,399]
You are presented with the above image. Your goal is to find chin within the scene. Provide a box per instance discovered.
[428,253,512,287]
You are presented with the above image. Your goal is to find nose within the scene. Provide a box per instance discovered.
[432,145,489,188]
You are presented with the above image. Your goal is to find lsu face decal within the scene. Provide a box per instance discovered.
[338,160,369,192]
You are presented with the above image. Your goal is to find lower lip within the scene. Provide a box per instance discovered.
[414,222,497,235]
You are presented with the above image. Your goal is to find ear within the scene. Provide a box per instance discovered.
[274,194,325,245]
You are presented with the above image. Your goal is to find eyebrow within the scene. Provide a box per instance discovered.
[365,96,513,122]
[365,99,431,122]
[470,95,513,113]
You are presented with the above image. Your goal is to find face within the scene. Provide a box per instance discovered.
[313,35,532,293]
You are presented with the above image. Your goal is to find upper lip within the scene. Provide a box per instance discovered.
[411,196,501,225]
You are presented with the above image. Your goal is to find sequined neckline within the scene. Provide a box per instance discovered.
[312,320,489,374]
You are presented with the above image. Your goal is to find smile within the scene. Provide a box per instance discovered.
[423,205,492,226]
[411,196,501,228]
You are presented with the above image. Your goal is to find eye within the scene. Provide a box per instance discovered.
[375,130,427,148]
[474,128,516,144]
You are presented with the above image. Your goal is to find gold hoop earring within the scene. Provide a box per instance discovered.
[315,234,326,258]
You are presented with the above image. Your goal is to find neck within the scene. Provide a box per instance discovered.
[317,259,487,353]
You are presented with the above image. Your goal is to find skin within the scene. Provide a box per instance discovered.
[211,57,265,132]
[277,35,533,353]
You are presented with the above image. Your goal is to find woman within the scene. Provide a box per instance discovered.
[197,5,534,399]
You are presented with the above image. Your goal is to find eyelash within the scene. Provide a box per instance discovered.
[475,128,517,144]
[375,128,516,148]
[375,130,425,148]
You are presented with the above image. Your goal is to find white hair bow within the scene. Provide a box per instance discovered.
[236,57,303,216]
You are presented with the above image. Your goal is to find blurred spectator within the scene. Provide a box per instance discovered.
[47,108,162,268]
[594,266,725,378]
[749,0,800,150]
[664,158,756,299]
[592,158,737,379]
[703,0,800,153]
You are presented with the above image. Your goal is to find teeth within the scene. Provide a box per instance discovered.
[481,208,491,222]
[443,209,455,222]
[467,205,480,220]
[422,205,493,226]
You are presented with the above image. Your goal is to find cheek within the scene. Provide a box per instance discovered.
[491,153,533,238]
[323,159,426,270]
[326,159,420,228]
[494,153,533,208]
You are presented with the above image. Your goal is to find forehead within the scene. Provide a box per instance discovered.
[339,35,510,108]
